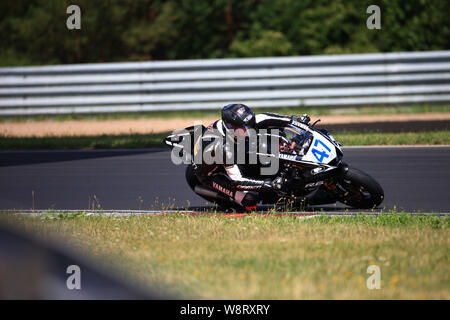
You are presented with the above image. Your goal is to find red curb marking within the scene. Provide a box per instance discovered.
[154,212,317,218]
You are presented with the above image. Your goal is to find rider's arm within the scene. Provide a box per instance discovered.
[224,164,270,191]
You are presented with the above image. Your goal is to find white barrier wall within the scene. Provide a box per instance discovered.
[0,51,449,115]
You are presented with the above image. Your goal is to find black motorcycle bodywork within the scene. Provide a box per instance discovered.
[165,120,384,210]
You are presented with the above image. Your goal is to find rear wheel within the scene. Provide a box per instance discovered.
[337,167,384,209]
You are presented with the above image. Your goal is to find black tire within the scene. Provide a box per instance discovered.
[338,167,384,209]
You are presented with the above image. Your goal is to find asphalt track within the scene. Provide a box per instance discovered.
[1,146,449,213]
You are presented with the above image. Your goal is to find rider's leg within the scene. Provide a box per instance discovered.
[199,173,259,210]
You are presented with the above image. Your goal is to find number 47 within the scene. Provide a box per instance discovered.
[311,139,331,162]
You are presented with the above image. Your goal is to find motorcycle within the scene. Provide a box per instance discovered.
[165,117,384,210]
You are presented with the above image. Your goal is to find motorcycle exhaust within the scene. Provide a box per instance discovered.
[194,185,220,199]
[194,185,230,203]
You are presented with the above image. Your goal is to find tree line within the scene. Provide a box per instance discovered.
[0,0,448,66]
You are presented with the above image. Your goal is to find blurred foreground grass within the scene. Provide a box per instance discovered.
[0,131,448,150]
[1,212,448,299]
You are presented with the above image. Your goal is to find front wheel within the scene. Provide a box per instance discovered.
[337,167,384,209]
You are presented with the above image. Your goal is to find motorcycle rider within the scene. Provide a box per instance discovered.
[192,103,311,211]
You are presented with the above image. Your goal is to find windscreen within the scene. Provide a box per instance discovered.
[279,127,313,156]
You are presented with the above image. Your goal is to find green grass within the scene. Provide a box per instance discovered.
[334,130,450,146]
[1,104,449,123]
[1,211,448,299]
[0,130,448,150]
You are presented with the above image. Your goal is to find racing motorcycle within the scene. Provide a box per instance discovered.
[165,117,384,210]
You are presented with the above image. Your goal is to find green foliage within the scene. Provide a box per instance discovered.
[311,211,449,229]
[1,210,448,299]
[230,29,294,57]
[41,210,89,220]
[0,0,449,66]
[334,130,450,146]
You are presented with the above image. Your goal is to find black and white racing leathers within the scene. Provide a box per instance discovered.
[193,112,298,208]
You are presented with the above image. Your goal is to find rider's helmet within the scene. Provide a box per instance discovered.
[221,103,256,139]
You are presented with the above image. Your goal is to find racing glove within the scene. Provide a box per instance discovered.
[261,177,286,192]
[271,176,285,190]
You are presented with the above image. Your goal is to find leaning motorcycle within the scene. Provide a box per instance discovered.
[165,117,384,210]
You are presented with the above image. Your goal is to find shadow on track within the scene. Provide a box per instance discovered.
[0,148,166,167]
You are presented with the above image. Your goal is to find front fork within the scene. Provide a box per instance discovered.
[323,162,350,199]
[271,161,350,207]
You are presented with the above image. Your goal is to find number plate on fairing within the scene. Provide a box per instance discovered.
[302,132,337,164]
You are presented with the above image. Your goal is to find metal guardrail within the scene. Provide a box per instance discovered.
[0,51,449,115]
